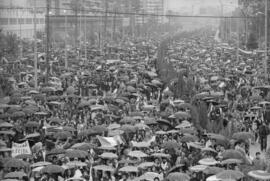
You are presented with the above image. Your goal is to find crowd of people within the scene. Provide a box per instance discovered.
[1,29,270,181]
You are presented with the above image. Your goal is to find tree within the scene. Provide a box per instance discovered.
[0,29,19,60]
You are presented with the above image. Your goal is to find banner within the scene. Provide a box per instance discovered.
[97,135,124,147]
[12,141,32,157]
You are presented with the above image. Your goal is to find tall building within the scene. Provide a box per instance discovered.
[136,0,165,25]
[0,0,46,39]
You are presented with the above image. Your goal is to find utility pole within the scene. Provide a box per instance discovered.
[64,10,68,69]
[236,13,239,62]
[84,0,87,61]
[113,8,116,42]
[34,0,38,88]
[46,0,51,83]
[265,0,268,80]
[104,0,108,47]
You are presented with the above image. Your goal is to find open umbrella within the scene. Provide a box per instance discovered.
[232,132,255,141]
[139,172,163,181]
[216,170,244,180]
[221,149,246,161]
[189,165,208,172]
[46,148,66,156]
[203,166,224,175]
[221,159,243,165]
[41,164,65,174]
[66,161,87,168]
[138,162,155,169]
[248,170,270,180]
[4,171,26,179]
[162,141,181,149]
[0,122,14,128]
[166,172,190,181]
[173,111,191,119]
[119,166,139,173]
[100,152,118,159]
[15,154,34,160]
[198,158,218,166]
[180,134,198,142]
[31,161,52,168]
[128,150,148,158]
[93,165,115,172]
[71,142,95,151]
[151,153,171,158]
[4,158,28,168]
[65,150,87,159]
[54,131,72,140]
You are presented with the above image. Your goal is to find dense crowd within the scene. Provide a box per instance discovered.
[1,30,270,181]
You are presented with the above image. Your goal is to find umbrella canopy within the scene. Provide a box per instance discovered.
[4,158,28,168]
[216,170,244,180]
[151,153,171,158]
[15,154,34,160]
[221,159,243,165]
[66,161,87,168]
[203,167,224,175]
[248,170,270,180]
[128,150,148,158]
[166,172,190,181]
[232,132,255,141]
[100,152,118,159]
[162,141,181,149]
[93,165,115,172]
[31,161,52,168]
[189,165,208,172]
[138,162,155,169]
[173,111,191,119]
[139,172,163,180]
[65,149,87,158]
[198,158,218,166]
[119,166,139,173]
[180,134,198,142]
[221,149,246,161]
[4,171,26,179]
[41,164,65,174]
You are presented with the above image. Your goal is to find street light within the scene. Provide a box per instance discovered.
[63,10,68,69]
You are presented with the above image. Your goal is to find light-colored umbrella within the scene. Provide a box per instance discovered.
[248,170,270,180]
[216,170,244,180]
[100,152,118,159]
[189,165,208,172]
[198,158,218,166]
[166,172,190,181]
[93,165,115,172]
[4,172,26,179]
[128,150,148,158]
[119,166,139,172]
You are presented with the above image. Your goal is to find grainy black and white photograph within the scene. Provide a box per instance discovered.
[0,0,270,180]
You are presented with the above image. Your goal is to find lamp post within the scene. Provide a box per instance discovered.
[265,0,268,80]
[34,0,38,89]
[64,10,68,69]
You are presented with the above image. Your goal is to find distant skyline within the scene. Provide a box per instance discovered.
[168,0,238,12]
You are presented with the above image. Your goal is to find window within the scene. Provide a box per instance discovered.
[39,18,45,24]
[18,18,24,24]
[26,18,32,24]
[0,18,9,25]
[10,18,17,24]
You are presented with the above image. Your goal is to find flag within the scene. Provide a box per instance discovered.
[97,135,124,147]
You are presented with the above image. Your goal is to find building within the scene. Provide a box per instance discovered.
[0,0,46,39]
[135,0,165,25]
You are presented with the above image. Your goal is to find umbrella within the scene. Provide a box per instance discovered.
[93,165,115,172]
[135,123,150,130]
[121,125,137,133]
[108,123,121,130]
[198,158,218,166]
[206,175,221,181]
[0,122,13,128]
[119,166,139,172]
[232,132,255,141]
[65,150,87,158]
[66,161,87,167]
[24,121,39,128]
[216,170,244,180]
[41,164,65,174]
[156,130,167,135]
[46,148,66,156]
[138,162,155,169]
[221,159,243,165]
[248,170,270,180]
[71,142,95,151]
[167,164,185,174]
[0,130,15,136]
[4,158,28,168]
[139,172,163,180]
[144,117,157,125]
[221,149,246,161]
[15,154,33,159]
[128,150,148,158]
[173,111,191,119]
[189,165,208,172]
[162,141,181,149]
[100,152,118,159]
[203,166,224,175]
[166,172,190,181]
[120,117,136,124]
[49,117,64,124]
[91,125,108,133]
[31,161,52,168]
[167,130,179,134]
[151,153,171,158]
[206,133,229,146]
[10,111,25,118]
[180,134,198,142]
[54,131,72,140]
[4,171,26,179]
[108,129,124,136]
[201,147,218,154]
